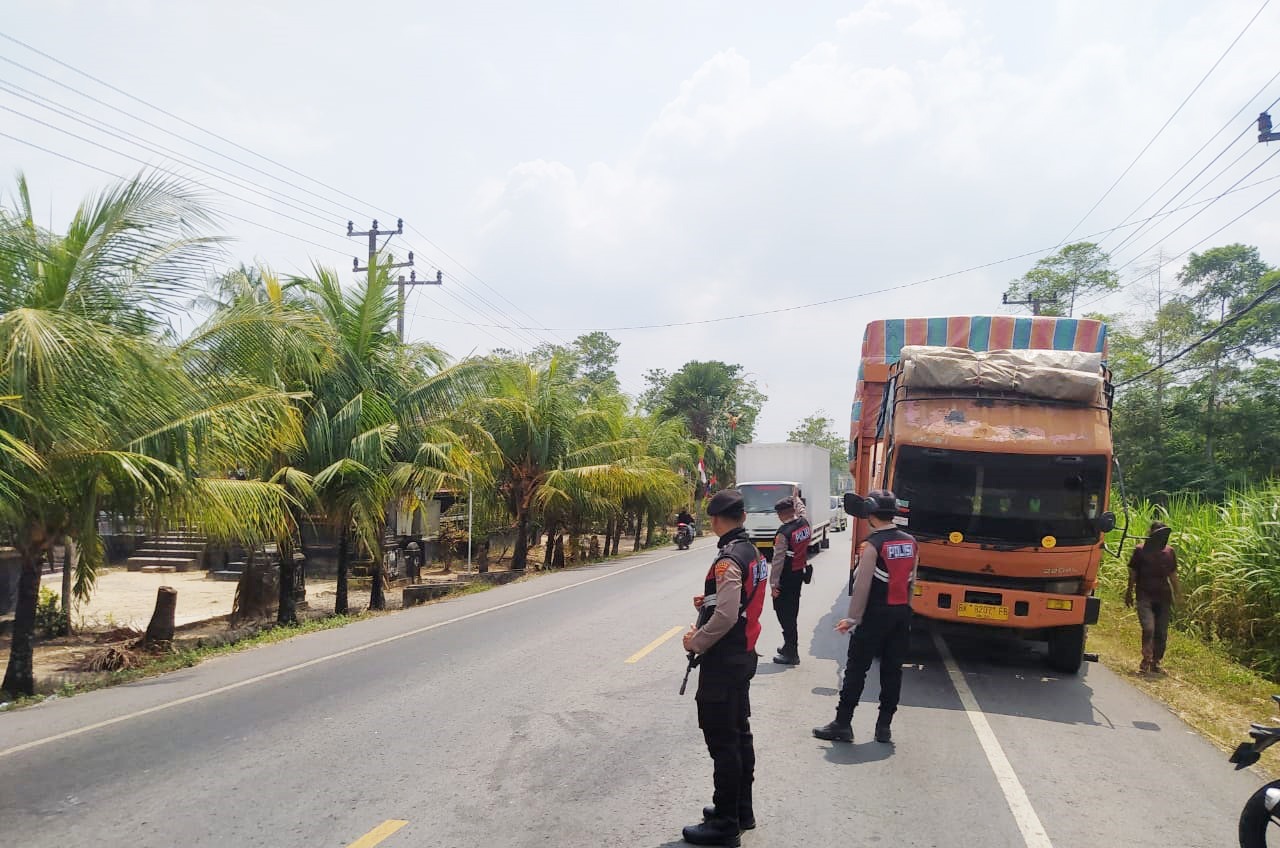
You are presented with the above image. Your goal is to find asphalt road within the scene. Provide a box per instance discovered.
[0,531,1265,847]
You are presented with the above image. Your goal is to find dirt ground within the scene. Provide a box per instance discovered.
[5,564,500,694]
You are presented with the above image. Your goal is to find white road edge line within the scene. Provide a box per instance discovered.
[932,631,1054,848]
[0,543,709,760]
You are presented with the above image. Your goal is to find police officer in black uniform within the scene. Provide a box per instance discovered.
[681,489,768,847]
[769,496,811,666]
[813,489,919,745]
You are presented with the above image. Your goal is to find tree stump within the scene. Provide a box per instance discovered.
[144,586,177,646]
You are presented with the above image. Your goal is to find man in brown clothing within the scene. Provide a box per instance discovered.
[1125,520,1181,674]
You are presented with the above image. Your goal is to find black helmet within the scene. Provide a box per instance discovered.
[867,489,899,519]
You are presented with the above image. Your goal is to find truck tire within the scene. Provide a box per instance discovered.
[820,530,830,550]
[1047,624,1086,675]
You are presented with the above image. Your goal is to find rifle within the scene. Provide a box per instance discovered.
[679,603,714,696]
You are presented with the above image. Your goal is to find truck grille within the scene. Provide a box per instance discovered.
[917,565,1080,593]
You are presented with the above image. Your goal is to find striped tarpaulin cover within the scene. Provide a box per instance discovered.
[850,316,1108,431]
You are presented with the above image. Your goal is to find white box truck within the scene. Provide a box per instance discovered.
[734,442,832,553]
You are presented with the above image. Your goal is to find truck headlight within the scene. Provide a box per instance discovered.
[1043,580,1082,595]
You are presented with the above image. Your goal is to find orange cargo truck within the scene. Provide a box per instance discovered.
[848,316,1116,673]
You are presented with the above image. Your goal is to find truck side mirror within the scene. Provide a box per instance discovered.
[843,492,871,518]
[1098,511,1116,533]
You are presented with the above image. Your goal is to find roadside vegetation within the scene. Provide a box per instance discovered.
[1100,483,1280,680]
[0,171,767,699]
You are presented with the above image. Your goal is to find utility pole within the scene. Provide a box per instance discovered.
[348,219,442,342]
[393,269,443,343]
[1259,111,1280,143]
[1002,292,1060,316]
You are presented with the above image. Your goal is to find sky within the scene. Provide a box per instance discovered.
[3,0,1279,441]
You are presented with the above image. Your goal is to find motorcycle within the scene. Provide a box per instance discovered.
[675,523,694,550]
[1230,694,1280,847]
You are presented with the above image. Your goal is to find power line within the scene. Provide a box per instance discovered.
[367,182,1280,333]
[1101,88,1280,258]
[1116,277,1280,387]
[0,37,565,347]
[1078,168,1280,313]
[0,102,362,251]
[0,84,344,229]
[0,80,555,351]
[1053,0,1271,246]
[1110,147,1280,274]
[0,31,382,218]
[0,130,349,257]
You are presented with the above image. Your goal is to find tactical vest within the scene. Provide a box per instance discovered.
[701,528,768,660]
[866,528,918,607]
[778,517,812,572]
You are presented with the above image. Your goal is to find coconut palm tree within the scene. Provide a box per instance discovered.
[284,259,486,612]
[473,360,688,570]
[0,174,303,695]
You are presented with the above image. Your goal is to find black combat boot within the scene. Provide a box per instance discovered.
[771,648,800,665]
[703,806,755,830]
[876,710,894,743]
[682,815,741,846]
[812,720,853,742]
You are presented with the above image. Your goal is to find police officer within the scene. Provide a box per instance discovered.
[681,489,768,847]
[813,489,918,745]
[769,496,812,666]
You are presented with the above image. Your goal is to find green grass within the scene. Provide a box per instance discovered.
[1102,480,1280,679]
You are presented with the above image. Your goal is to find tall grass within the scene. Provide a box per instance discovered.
[1100,480,1280,679]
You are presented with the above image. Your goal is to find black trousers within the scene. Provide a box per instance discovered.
[835,605,911,725]
[696,653,758,823]
[772,565,805,653]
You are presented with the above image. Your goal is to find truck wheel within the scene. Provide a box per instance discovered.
[1047,624,1086,675]
[821,530,831,550]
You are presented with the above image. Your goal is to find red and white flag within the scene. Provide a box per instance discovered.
[697,458,708,484]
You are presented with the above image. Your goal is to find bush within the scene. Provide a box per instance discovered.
[35,587,67,638]
[1100,480,1280,679]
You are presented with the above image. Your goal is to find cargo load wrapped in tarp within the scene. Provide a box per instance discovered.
[899,345,1103,403]
[851,316,1109,438]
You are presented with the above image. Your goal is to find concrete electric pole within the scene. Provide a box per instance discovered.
[347,219,442,342]
[1002,291,1060,316]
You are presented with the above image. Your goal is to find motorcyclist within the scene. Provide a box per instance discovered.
[678,508,696,528]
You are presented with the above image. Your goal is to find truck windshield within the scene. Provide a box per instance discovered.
[738,484,794,514]
[893,446,1107,547]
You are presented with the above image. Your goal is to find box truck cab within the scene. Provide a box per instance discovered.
[848,316,1115,674]
[735,442,832,554]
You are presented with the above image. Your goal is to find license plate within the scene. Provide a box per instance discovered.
[956,602,1009,622]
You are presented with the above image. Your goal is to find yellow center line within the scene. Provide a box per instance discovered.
[348,820,408,848]
[626,625,685,664]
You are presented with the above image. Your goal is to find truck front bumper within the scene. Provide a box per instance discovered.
[910,580,1099,630]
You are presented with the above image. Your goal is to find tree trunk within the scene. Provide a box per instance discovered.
[277,535,297,626]
[633,511,643,552]
[543,522,557,569]
[1,544,42,696]
[477,539,490,574]
[1206,352,1221,470]
[512,511,530,572]
[144,586,177,646]
[335,524,350,616]
[645,514,655,548]
[603,518,615,555]
[553,534,565,568]
[369,554,385,612]
[61,535,77,635]
[611,520,623,556]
